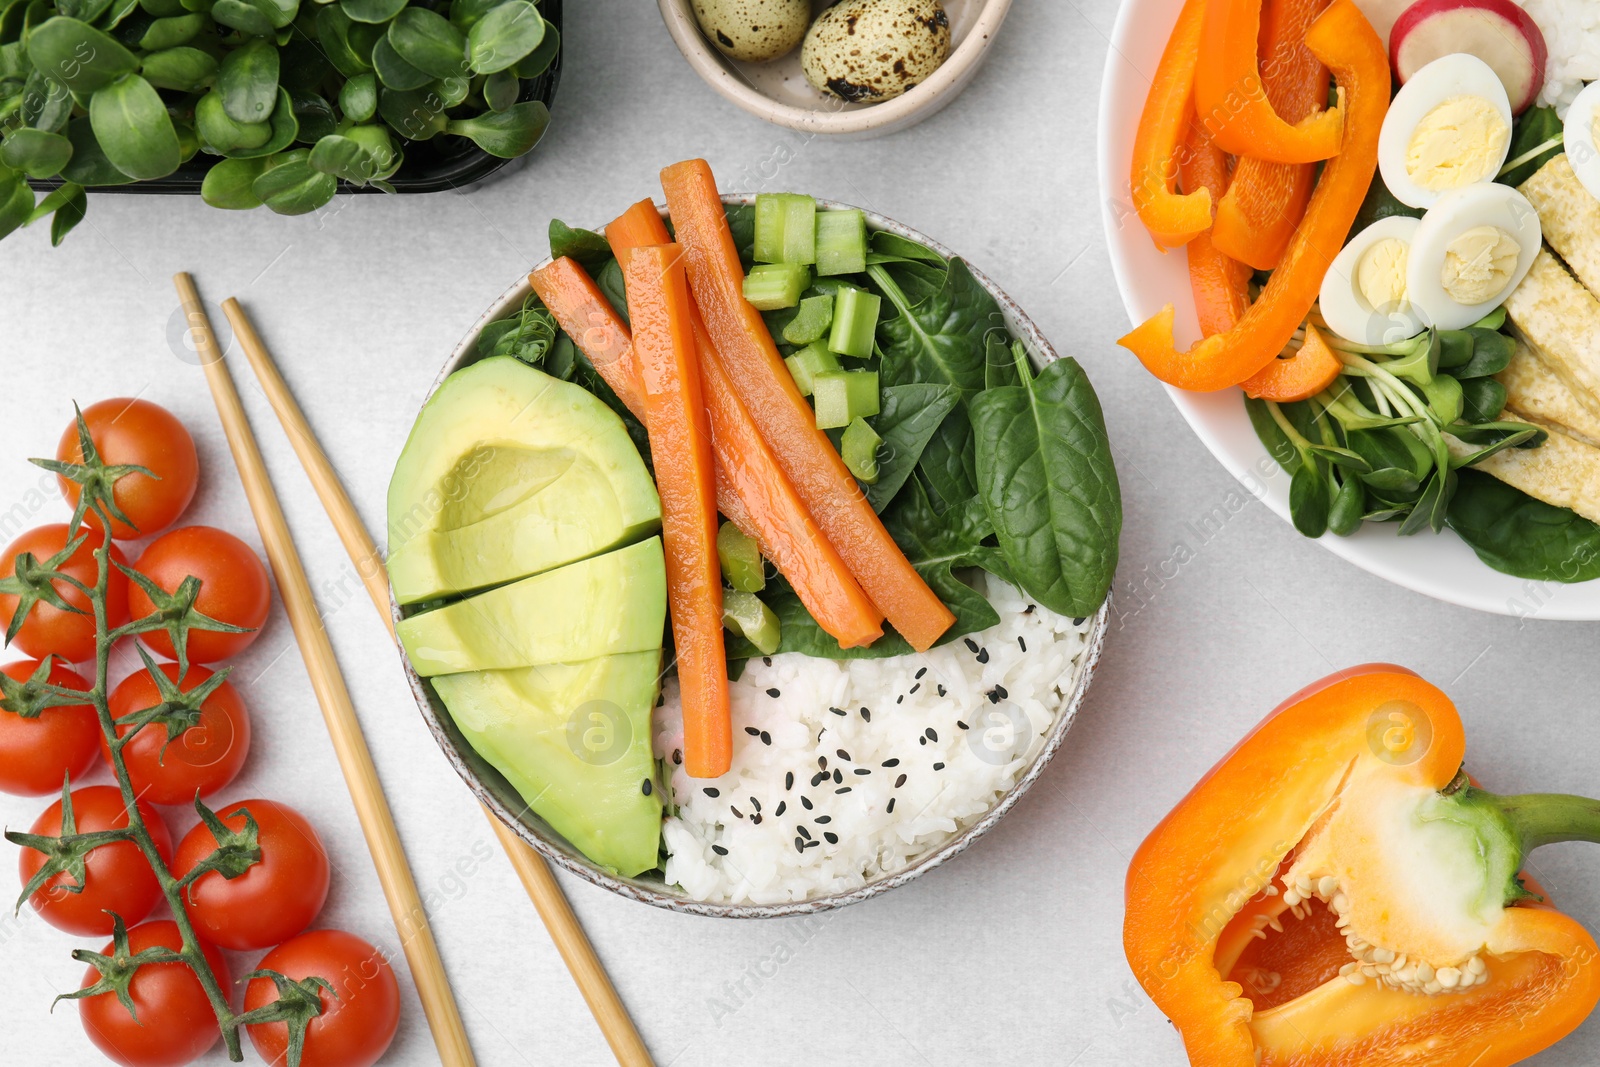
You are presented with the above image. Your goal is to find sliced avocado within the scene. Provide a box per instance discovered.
[387,356,661,605]
[432,651,664,877]
[398,537,666,676]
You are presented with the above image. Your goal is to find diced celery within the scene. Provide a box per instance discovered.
[743,263,812,311]
[723,589,781,655]
[782,294,834,346]
[840,417,881,484]
[829,286,881,358]
[784,341,842,396]
[812,370,879,429]
[716,521,765,593]
[753,193,817,265]
[815,209,867,276]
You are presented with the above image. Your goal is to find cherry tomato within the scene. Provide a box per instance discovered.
[173,799,329,951]
[17,784,172,935]
[0,659,98,796]
[244,930,400,1067]
[0,524,130,663]
[77,919,227,1067]
[128,526,271,663]
[104,664,251,805]
[56,398,199,541]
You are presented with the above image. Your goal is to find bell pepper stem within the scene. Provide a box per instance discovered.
[1491,792,1600,852]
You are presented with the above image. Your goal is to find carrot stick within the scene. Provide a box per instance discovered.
[660,159,954,652]
[528,258,645,417]
[621,244,730,779]
[598,205,887,650]
[1177,118,1252,338]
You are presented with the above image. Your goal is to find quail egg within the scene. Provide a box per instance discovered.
[801,0,952,104]
[1320,216,1427,345]
[1406,182,1541,329]
[693,0,810,64]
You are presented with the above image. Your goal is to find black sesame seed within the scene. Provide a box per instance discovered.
[641,779,653,796]
[750,797,760,811]
[964,638,979,653]
[774,801,786,817]
[854,768,870,776]
[835,786,852,794]
[860,707,871,722]
[704,787,720,797]
[811,772,827,787]
[712,844,729,856]
[1025,604,1036,614]
[933,762,945,771]
[1018,636,1027,652]
[766,688,781,698]
[994,685,1009,700]
[957,720,969,730]
[751,814,763,825]
[833,769,843,784]
[836,748,851,762]
[731,806,743,818]
[763,656,773,666]
[937,685,947,697]
[760,731,771,745]
[785,771,795,791]
[894,774,907,788]
[830,706,846,717]
[1073,617,1086,626]
[910,683,921,694]
[814,815,831,824]
[795,838,805,853]
[976,648,990,664]
[745,726,760,737]
[925,728,938,742]
[818,756,828,770]
[798,825,812,840]
[915,667,927,679]
[896,695,904,705]
[673,749,683,765]
[886,798,896,814]
[882,758,900,768]
[800,796,814,810]
[919,736,927,746]
[823,832,839,845]
[805,839,820,849]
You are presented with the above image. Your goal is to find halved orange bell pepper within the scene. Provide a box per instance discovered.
[1242,321,1342,401]
[1120,0,1386,392]
[1126,664,1600,1067]
[1129,0,1214,249]
[1210,0,1329,269]
[1178,119,1252,338]
[1197,0,1345,163]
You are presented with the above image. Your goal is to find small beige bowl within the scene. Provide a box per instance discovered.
[657,0,1012,138]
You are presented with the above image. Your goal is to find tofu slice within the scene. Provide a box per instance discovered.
[1504,250,1600,426]
[1521,155,1600,301]
[1497,340,1600,449]
[1450,415,1600,526]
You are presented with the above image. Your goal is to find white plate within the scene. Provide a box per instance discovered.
[1095,0,1600,620]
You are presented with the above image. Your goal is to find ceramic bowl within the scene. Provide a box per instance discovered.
[656,0,1012,138]
[395,197,1110,916]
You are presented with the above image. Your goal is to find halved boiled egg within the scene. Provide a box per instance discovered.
[1319,216,1427,345]
[1562,80,1600,202]
[1406,182,1541,330]
[1377,53,1514,209]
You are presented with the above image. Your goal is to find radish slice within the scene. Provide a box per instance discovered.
[1390,0,1548,114]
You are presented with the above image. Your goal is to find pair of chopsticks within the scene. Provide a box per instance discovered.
[174,275,654,1067]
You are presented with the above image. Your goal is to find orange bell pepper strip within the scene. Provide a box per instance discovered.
[660,158,954,653]
[1125,664,1600,1067]
[1129,0,1214,249]
[1119,0,1386,391]
[1178,119,1252,338]
[532,257,886,651]
[1197,0,1345,163]
[1211,0,1330,269]
[620,244,730,779]
[1242,321,1343,401]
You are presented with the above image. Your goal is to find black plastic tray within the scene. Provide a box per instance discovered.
[28,0,561,196]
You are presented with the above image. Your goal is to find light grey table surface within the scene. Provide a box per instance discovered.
[3,1,1599,1065]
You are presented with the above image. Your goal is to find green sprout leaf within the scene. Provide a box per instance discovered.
[466,0,541,73]
[388,7,466,79]
[338,72,377,121]
[1,128,73,179]
[141,46,219,92]
[26,17,140,94]
[90,74,181,181]
[218,38,280,125]
[201,156,268,209]
[340,0,405,23]
[251,151,337,215]
[444,99,548,158]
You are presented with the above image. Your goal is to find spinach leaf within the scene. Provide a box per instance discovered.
[971,349,1121,617]
[870,229,945,265]
[917,409,976,511]
[864,383,961,512]
[726,202,755,266]
[1499,105,1563,188]
[870,257,1010,402]
[1447,469,1600,582]
[596,256,628,324]
[549,217,610,273]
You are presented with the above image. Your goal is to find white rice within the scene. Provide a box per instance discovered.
[652,577,1090,905]
[1517,0,1600,116]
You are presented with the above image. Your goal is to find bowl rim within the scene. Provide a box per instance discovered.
[655,0,1013,135]
[395,195,1113,916]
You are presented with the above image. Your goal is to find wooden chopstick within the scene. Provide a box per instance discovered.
[174,275,476,1067]
[219,297,657,1067]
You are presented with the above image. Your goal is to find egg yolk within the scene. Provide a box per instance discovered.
[1355,237,1411,313]
[1405,96,1510,191]
[1440,225,1521,305]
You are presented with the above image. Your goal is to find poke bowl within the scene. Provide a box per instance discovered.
[389,174,1118,917]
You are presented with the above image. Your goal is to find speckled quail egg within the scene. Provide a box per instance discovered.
[801,0,952,104]
[692,0,809,64]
